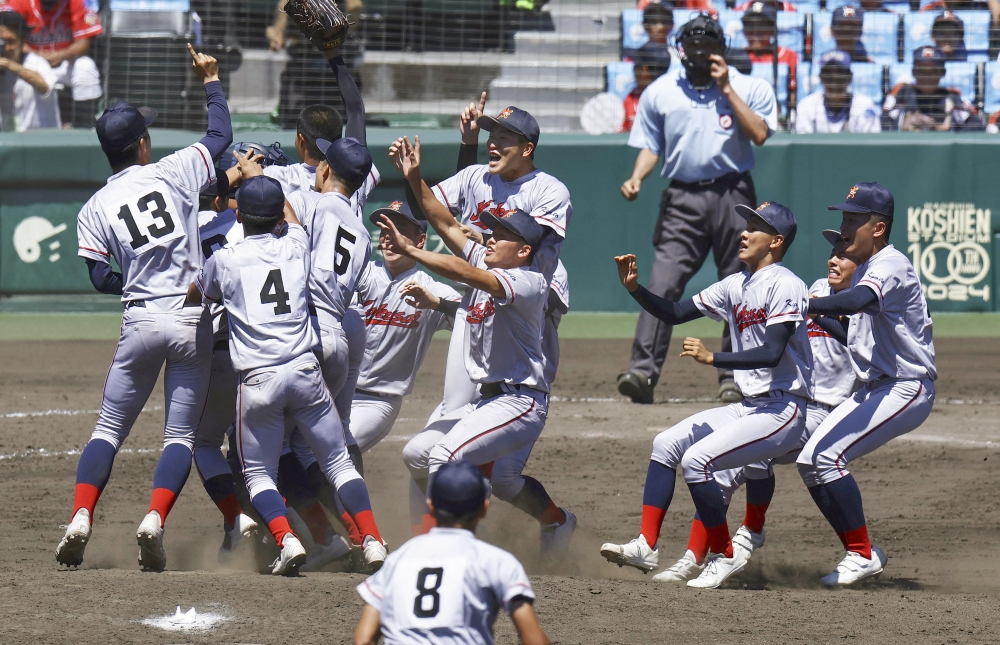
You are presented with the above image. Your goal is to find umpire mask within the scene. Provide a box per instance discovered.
[677,15,726,89]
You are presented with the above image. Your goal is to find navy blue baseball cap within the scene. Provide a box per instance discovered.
[832,5,863,25]
[477,106,540,146]
[429,460,488,517]
[912,45,946,67]
[236,175,285,218]
[819,49,852,74]
[827,181,894,218]
[735,201,798,247]
[742,1,777,24]
[480,208,545,247]
[822,229,845,246]
[96,102,157,154]
[317,136,373,185]
[370,200,428,232]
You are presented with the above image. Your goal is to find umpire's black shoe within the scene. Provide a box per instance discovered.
[617,371,654,404]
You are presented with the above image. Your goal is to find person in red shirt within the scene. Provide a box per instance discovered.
[621,42,672,132]
[741,2,797,94]
[734,0,796,12]
[2,0,102,127]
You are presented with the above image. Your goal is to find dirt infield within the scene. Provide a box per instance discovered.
[0,337,998,644]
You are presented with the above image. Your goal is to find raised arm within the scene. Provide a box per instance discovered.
[710,54,769,146]
[390,136,468,256]
[188,44,234,161]
[0,57,50,94]
[615,254,703,325]
[326,49,367,146]
[457,92,487,171]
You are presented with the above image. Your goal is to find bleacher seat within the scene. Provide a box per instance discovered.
[751,61,790,112]
[903,11,990,61]
[889,61,976,103]
[622,9,649,51]
[798,61,884,105]
[812,11,899,64]
[984,61,1000,113]
[918,0,988,8]
[715,9,806,55]
[786,0,821,13]
[606,61,637,100]
[825,0,910,11]
[108,0,189,36]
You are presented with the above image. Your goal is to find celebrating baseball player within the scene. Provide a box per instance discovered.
[657,230,861,582]
[798,182,936,586]
[354,460,550,645]
[188,174,386,576]
[349,200,461,453]
[57,45,232,571]
[601,201,814,589]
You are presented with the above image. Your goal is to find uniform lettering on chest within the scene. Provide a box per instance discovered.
[733,302,767,332]
[466,298,497,324]
[472,200,511,230]
[363,300,422,329]
[806,319,833,339]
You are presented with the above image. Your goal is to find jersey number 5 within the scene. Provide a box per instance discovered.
[413,567,444,618]
[260,268,292,315]
[117,191,175,250]
[334,226,357,276]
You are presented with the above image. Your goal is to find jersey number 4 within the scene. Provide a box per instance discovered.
[117,191,175,250]
[413,567,444,618]
[260,268,292,315]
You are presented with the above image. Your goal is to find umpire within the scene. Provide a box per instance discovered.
[617,15,778,404]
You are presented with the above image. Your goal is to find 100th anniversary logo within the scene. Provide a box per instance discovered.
[906,203,991,304]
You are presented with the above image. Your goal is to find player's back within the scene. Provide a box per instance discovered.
[358,528,535,645]
[806,279,858,407]
[77,143,214,310]
[291,190,372,319]
[201,224,316,372]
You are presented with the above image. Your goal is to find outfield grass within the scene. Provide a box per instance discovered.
[0,311,995,342]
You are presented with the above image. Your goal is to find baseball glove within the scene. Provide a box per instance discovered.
[283,0,350,52]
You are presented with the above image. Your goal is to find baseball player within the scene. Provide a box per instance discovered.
[798,182,936,586]
[56,45,232,571]
[657,230,861,582]
[618,14,778,405]
[354,460,549,645]
[349,201,461,453]
[189,175,387,576]
[601,201,813,589]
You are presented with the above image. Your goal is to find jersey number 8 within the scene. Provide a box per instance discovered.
[413,567,444,618]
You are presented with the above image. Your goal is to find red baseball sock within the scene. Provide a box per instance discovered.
[72,483,101,522]
[842,526,872,559]
[351,510,382,544]
[686,518,710,564]
[216,494,242,530]
[704,521,734,558]
[300,503,334,543]
[340,511,363,545]
[640,505,666,549]
[537,502,566,526]
[148,488,178,525]
[743,502,770,534]
[267,516,294,547]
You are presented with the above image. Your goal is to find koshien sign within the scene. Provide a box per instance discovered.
[906,203,992,311]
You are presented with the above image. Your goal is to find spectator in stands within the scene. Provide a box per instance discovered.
[794,50,880,133]
[2,0,102,128]
[882,46,984,131]
[0,10,58,131]
[922,0,986,12]
[741,2,797,94]
[931,11,968,61]
[626,3,679,62]
[986,110,1000,132]
[734,0,797,12]
[621,42,672,132]
[831,6,872,62]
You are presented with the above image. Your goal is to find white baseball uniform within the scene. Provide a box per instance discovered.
[797,245,936,487]
[357,527,535,645]
[76,142,216,452]
[196,223,361,499]
[265,161,380,218]
[403,241,548,479]
[349,263,460,452]
[650,264,813,484]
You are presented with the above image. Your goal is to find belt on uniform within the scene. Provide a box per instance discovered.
[214,339,229,351]
[356,388,390,398]
[124,299,201,309]
[479,382,518,399]
[671,171,749,189]
[812,400,835,412]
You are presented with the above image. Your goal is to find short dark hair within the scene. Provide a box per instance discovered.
[643,3,673,25]
[433,506,481,526]
[0,11,29,40]
[871,213,892,240]
[296,105,344,160]
[105,128,149,171]
[240,211,283,236]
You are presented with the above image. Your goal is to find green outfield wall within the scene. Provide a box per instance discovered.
[2,129,998,313]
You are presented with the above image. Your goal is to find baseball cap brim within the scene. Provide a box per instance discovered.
[822,229,844,246]
[734,203,767,223]
[827,202,880,214]
[137,106,158,128]
[370,207,428,231]
[476,115,522,137]
[479,211,526,242]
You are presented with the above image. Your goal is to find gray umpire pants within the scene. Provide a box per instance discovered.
[629,172,756,387]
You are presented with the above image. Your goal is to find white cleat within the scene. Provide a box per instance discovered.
[652,554,704,582]
[687,549,749,589]
[600,535,659,573]
[362,535,388,574]
[732,525,766,559]
[137,511,166,572]
[56,509,92,568]
[271,535,307,576]
[301,534,353,572]
[820,546,887,586]
[540,509,577,558]
[218,514,259,562]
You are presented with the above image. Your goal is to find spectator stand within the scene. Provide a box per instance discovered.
[715,9,806,54]
[606,61,636,100]
[902,10,991,61]
[811,10,900,63]
[889,60,980,104]
[797,60,884,104]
